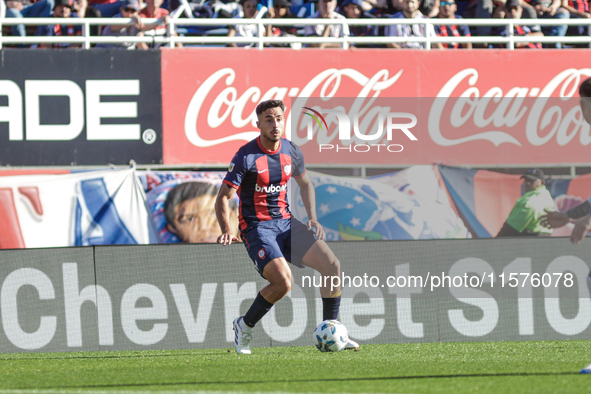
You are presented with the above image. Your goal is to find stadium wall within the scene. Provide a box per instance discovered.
[1,238,590,353]
[0,49,590,168]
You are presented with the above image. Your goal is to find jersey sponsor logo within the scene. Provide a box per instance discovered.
[257,247,266,260]
[283,164,291,176]
[255,183,288,194]
[228,163,235,172]
[257,169,268,174]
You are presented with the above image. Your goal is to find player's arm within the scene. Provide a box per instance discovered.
[540,209,570,228]
[540,200,591,228]
[567,200,591,219]
[571,214,591,244]
[215,184,239,245]
[294,172,326,240]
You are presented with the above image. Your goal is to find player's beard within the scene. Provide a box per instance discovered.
[263,129,283,142]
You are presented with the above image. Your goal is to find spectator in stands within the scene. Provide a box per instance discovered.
[265,0,299,41]
[465,0,537,37]
[561,0,590,39]
[435,0,472,48]
[83,6,102,38]
[73,0,87,19]
[522,0,540,17]
[304,0,350,48]
[140,0,183,47]
[347,0,380,11]
[95,0,151,49]
[494,0,544,48]
[529,0,569,47]
[365,0,398,38]
[420,0,439,16]
[385,0,442,49]
[227,0,261,47]
[88,0,139,18]
[488,0,521,41]
[35,0,82,48]
[212,0,242,18]
[6,0,53,38]
[369,0,401,17]
[339,0,378,46]
[491,0,506,17]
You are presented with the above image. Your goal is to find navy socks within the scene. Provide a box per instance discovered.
[322,296,341,321]
[243,292,274,328]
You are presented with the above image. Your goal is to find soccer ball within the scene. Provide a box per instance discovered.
[313,320,348,352]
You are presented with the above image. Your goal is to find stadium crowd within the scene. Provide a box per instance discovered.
[3,0,590,48]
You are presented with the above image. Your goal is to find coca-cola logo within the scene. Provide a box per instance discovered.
[429,68,591,147]
[183,68,403,148]
[182,66,591,151]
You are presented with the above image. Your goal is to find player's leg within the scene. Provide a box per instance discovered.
[292,219,343,319]
[260,257,293,302]
[233,257,292,354]
[243,257,292,329]
[234,222,291,354]
[300,240,359,350]
[580,270,591,373]
[301,240,341,297]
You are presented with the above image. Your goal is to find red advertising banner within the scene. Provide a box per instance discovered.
[161,49,591,166]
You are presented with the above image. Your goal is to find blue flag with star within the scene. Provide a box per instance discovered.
[291,168,469,241]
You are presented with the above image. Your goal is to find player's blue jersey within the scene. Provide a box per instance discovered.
[223,137,306,232]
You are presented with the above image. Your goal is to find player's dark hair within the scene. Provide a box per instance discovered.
[580,78,591,98]
[256,100,285,116]
[164,182,219,228]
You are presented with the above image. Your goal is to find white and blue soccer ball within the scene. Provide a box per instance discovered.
[313,320,348,352]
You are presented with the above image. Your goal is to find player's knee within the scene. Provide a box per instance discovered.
[279,275,292,295]
[269,271,292,296]
[327,256,340,276]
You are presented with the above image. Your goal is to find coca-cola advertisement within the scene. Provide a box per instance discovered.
[161,49,591,166]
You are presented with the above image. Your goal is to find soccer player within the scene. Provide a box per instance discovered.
[539,77,591,245]
[215,99,359,354]
[537,77,591,374]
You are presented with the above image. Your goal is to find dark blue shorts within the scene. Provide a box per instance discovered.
[241,218,317,277]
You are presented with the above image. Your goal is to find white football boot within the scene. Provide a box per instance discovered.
[344,338,359,350]
[580,363,591,374]
[233,317,253,354]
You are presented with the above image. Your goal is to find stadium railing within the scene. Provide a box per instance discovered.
[0,16,590,49]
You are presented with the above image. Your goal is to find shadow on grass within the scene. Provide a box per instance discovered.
[0,351,232,361]
[15,371,580,390]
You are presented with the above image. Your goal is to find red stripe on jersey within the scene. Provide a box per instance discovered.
[254,156,273,221]
[223,179,238,189]
[237,186,248,232]
[278,153,291,219]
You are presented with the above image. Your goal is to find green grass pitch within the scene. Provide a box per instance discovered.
[0,341,590,394]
